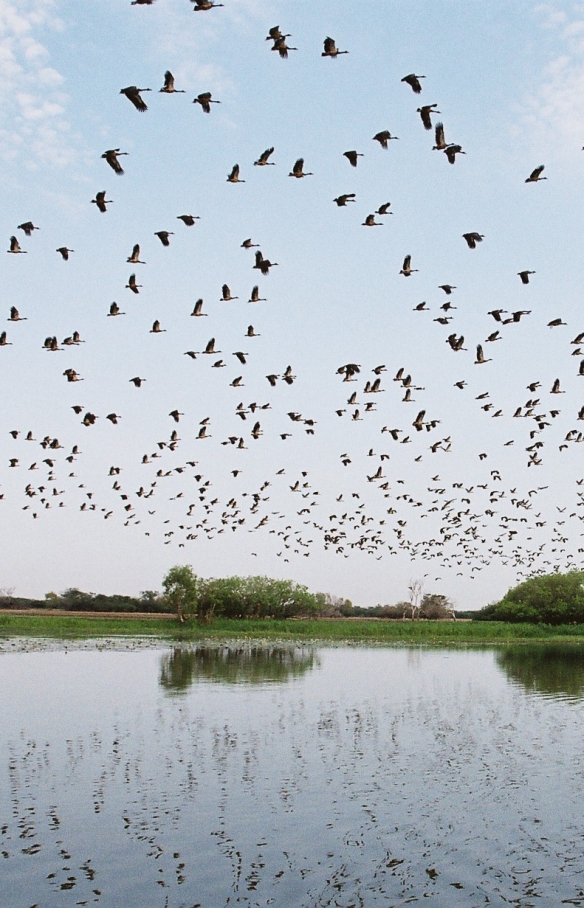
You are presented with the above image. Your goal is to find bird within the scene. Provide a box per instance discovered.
[8,307,26,321]
[333,194,356,206]
[518,270,535,284]
[56,246,73,260]
[127,244,145,263]
[462,232,484,249]
[227,164,245,183]
[417,104,440,130]
[322,37,348,57]
[401,73,425,93]
[0,332,12,345]
[192,0,224,9]
[102,149,128,174]
[475,345,492,365]
[159,71,185,93]
[91,191,112,212]
[253,250,278,274]
[271,37,297,58]
[248,286,266,303]
[525,165,546,183]
[400,255,418,276]
[169,410,183,422]
[439,284,456,294]
[432,123,448,150]
[547,318,567,327]
[126,274,141,293]
[18,221,39,235]
[254,147,275,166]
[108,302,125,316]
[202,338,219,354]
[7,236,26,253]
[120,86,151,111]
[266,25,289,41]
[154,230,174,246]
[344,150,363,167]
[129,376,146,387]
[246,325,259,337]
[444,144,465,164]
[106,413,121,424]
[362,214,382,227]
[289,158,312,177]
[376,203,392,215]
[221,284,238,301]
[150,320,166,333]
[372,130,399,149]
[191,299,207,317]
[194,92,220,113]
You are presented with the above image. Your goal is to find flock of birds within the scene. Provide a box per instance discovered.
[2,2,583,603]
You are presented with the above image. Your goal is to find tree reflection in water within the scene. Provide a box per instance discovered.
[159,643,318,693]
[496,644,584,701]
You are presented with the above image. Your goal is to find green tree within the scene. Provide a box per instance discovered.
[162,565,200,623]
[488,571,584,625]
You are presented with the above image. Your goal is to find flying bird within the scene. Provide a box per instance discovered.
[91,191,112,212]
[333,194,356,206]
[193,92,220,113]
[254,147,275,166]
[372,130,399,148]
[462,232,484,249]
[159,71,185,93]
[120,85,151,111]
[417,104,440,130]
[289,158,312,178]
[344,150,363,167]
[401,73,425,93]
[18,222,39,236]
[102,149,128,174]
[322,37,348,57]
[227,164,245,183]
[7,236,26,253]
[525,165,546,183]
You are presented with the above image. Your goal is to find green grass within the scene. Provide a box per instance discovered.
[3,613,584,643]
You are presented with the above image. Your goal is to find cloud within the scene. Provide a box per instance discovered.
[520,5,584,158]
[0,0,73,168]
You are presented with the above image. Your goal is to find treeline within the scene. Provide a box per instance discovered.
[475,571,584,625]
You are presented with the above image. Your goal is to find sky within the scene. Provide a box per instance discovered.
[1,0,584,610]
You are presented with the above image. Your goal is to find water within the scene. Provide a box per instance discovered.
[2,640,584,907]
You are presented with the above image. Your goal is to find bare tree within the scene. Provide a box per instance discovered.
[407,579,424,620]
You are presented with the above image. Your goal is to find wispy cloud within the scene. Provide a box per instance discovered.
[520,4,584,158]
[0,0,73,168]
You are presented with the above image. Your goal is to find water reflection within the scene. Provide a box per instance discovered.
[159,643,319,692]
[496,644,584,701]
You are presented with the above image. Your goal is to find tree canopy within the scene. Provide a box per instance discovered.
[482,571,584,625]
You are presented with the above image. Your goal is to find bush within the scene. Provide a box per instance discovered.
[484,571,584,625]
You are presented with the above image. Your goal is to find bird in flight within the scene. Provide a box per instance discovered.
[120,85,151,111]
[102,149,128,174]
[227,164,245,183]
[417,104,440,130]
[462,232,484,249]
[159,71,185,93]
[401,73,425,93]
[344,150,363,167]
[91,191,112,212]
[372,130,399,148]
[333,194,356,206]
[289,158,312,178]
[525,165,546,183]
[193,92,221,113]
[254,147,275,166]
[322,37,348,57]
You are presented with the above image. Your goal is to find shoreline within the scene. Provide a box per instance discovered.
[2,613,584,644]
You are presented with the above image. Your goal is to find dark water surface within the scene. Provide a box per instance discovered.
[2,640,584,907]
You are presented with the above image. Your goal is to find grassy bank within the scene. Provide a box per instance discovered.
[2,613,584,643]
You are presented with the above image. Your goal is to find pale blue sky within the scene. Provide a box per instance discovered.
[1,0,584,609]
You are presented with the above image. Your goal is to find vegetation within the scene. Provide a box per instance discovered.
[3,613,584,643]
[476,571,584,625]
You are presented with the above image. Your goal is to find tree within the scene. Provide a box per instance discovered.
[162,565,200,623]
[487,571,584,625]
[420,593,455,620]
[406,579,424,620]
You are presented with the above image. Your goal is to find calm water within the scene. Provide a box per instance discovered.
[2,640,584,908]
